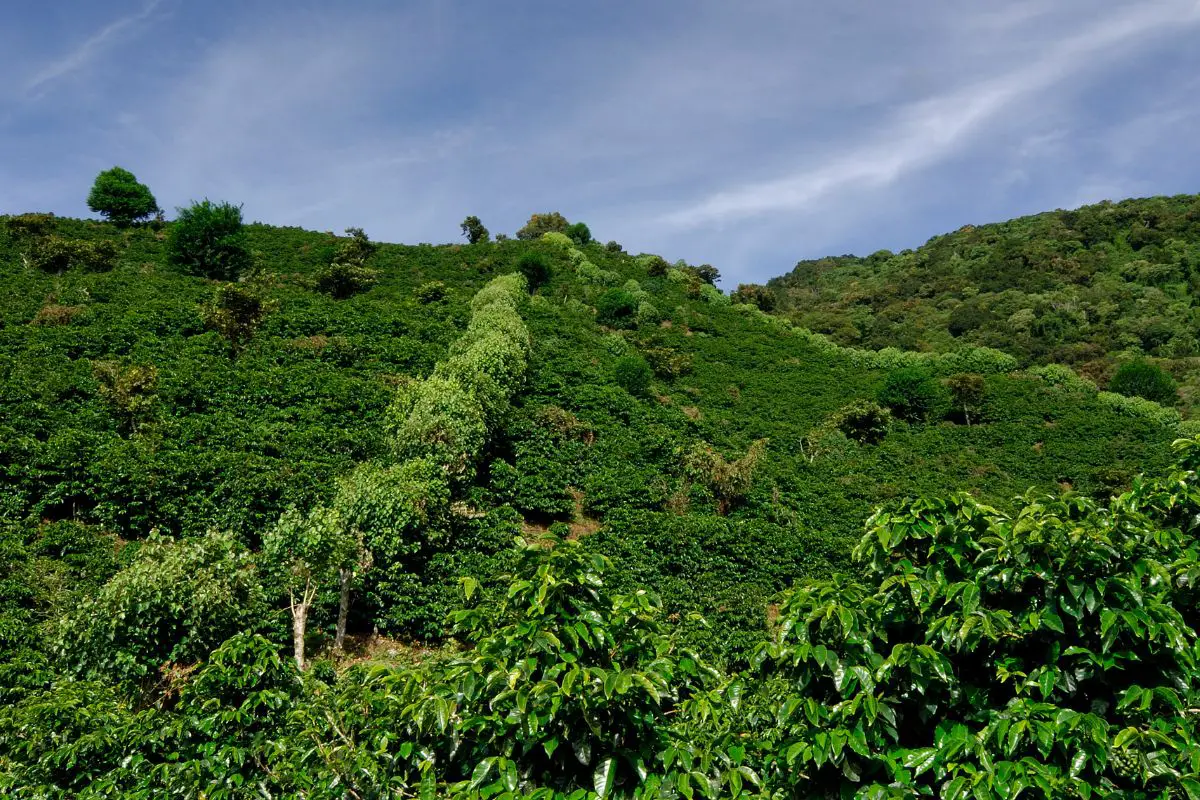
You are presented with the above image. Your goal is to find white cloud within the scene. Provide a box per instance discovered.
[24,0,163,96]
[658,1,1200,229]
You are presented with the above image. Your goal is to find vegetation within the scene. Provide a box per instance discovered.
[768,194,1200,412]
[86,166,159,227]
[168,199,252,279]
[0,189,1197,796]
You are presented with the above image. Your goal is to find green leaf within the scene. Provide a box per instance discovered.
[594,757,616,798]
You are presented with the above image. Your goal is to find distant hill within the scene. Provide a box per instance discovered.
[768,194,1200,409]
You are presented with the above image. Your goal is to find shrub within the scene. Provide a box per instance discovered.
[683,438,767,515]
[1109,358,1178,404]
[168,200,252,280]
[415,280,448,303]
[595,288,639,328]
[201,282,274,354]
[878,366,951,422]
[516,251,551,290]
[828,400,891,444]
[92,361,158,433]
[613,354,652,396]
[26,236,118,273]
[86,166,159,226]
[315,227,379,298]
[58,531,261,686]
[756,474,1200,797]
[460,215,490,244]
[516,211,569,240]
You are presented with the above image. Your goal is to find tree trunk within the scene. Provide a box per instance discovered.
[292,602,308,670]
[335,566,352,653]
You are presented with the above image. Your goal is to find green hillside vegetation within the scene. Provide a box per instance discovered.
[767,194,1200,411]
[0,175,1196,796]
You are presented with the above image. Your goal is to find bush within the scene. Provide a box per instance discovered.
[605,240,623,253]
[201,283,274,354]
[58,531,262,686]
[1109,358,1178,403]
[757,473,1200,796]
[86,166,159,226]
[168,200,252,280]
[828,400,891,444]
[26,236,118,273]
[878,366,951,422]
[515,252,551,290]
[612,354,652,396]
[595,288,638,328]
[415,280,448,304]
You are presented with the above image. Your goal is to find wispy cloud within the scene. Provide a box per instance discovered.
[24,0,162,96]
[659,1,1200,229]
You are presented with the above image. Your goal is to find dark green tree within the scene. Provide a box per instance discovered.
[516,251,551,290]
[86,167,159,226]
[566,221,592,245]
[1109,359,1178,404]
[460,215,490,244]
[168,200,252,280]
[595,288,638,328]
[878,367,951,422]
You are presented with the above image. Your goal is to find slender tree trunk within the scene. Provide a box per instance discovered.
[292,601,308,670]
[335,566,352,653]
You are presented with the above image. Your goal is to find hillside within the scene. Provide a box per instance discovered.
[767,194,1200,409]
[1,203,1196,796]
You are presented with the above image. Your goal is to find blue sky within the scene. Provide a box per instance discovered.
[3,1,1199,286]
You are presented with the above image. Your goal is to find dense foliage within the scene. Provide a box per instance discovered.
[769,194,1200,411]
[0,194,1194,796]
[86,167,159,227]
[168,199,252,280]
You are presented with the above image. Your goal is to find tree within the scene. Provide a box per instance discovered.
[460,215,490,244]
[516,211,570,240]
[945,372,985,425]
[263,506,355,669]
[730,283,776,311]
[565,221,592,245]
[878,367,951,422]
[201,282,274,355]
[595,288,638,328]
[87,167,159,226]
[315,227,379,298]
[1109,358,1178,404]
[168,199,252,280]
[516,251,551,290]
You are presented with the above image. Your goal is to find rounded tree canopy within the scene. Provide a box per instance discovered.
[87,166,159,226]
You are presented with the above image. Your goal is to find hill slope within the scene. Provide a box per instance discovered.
[0,211,1178,662]
[768,194,1200,408]
[1,206,1197,797]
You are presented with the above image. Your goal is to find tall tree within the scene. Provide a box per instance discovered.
[87,167,159,226]
[263,507,354,669]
